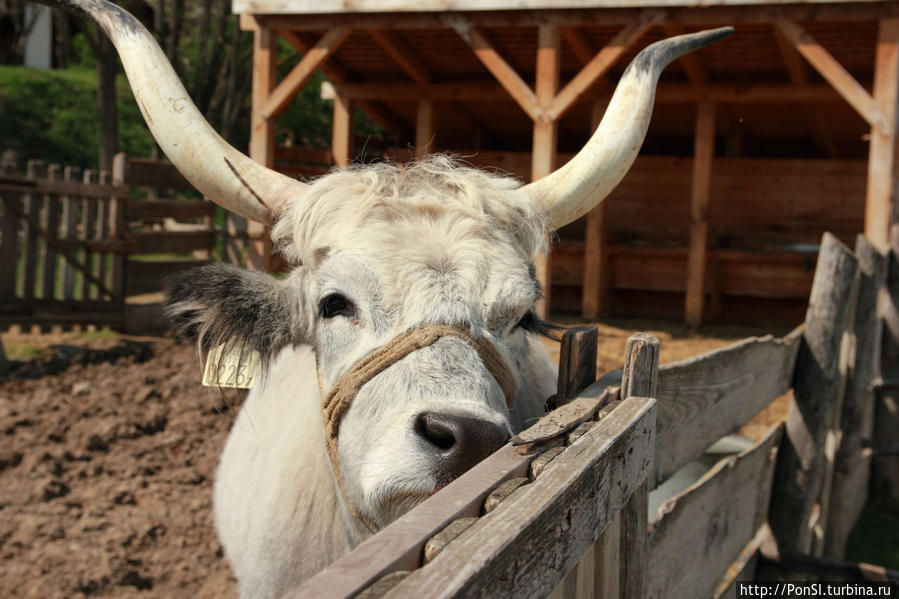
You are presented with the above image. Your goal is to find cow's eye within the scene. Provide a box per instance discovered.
[512,311,537,333]
[319,294,354,319]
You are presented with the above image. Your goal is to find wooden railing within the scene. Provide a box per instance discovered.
[282,230,899,598]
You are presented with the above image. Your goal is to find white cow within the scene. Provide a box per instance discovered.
[41,1,730,596]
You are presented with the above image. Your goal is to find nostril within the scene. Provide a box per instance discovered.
[415,413,457,451]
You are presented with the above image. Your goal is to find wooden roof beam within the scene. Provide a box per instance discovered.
[329,81,852,104]
[547,11,662,121]
[560,26,597,67]
[772,25,839,158]
[280,30,407,136]
[250,4,899,31]
[661,23,708,88]
[260,27,351,121]
[775,18,890,136]
[442,19,541,120]
[369,30,433,85]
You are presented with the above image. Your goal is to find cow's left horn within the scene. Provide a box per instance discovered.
[36,0,305,225]
[524,27,733,231]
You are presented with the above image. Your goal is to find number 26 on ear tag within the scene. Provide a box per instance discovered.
[202,345,260,389]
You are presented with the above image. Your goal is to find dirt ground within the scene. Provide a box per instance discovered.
[0,318,789,598]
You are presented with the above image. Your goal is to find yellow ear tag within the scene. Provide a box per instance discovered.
[202,345,260,389]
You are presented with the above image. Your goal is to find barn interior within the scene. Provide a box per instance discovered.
[233,0,898,327]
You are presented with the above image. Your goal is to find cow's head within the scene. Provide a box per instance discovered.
[51,0,730,532]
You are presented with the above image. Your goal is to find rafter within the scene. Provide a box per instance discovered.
[772,24,839,158]
[560,26,596,66]
[774,18,890,136]
[281,30,407,136]
[547,11,662,121]
[369,30,433,84]
[261,27,351,120]
[449,19,540,121]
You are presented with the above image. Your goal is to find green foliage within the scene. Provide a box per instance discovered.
[0,64,153,169]
[846,499,899,570]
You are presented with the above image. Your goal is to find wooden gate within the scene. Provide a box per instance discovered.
[0,159,127,331]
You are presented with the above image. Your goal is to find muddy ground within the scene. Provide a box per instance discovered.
[0,320,788,598]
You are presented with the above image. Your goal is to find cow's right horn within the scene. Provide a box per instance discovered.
[524,27,733,231]
[38,0,305,225]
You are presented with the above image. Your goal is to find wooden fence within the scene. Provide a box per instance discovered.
[285,230,899,599]
[0,152,259,332]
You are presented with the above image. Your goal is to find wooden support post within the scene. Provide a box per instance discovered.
[865,19,899,252]
[769,233,860,556]
[532,24,560,319]
[685,101,716,328]
[620,332,659,599]
[332,88,354,168]
[873,225,899,501]
[825,236,886,558]
[44,164,62,300]
[582,101,611,320]
[22,160,44,301]
[415,99,435,158]
[248,22,277,272]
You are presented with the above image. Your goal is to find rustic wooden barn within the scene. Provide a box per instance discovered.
[233,0,899,326]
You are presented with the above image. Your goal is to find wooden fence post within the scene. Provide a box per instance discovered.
[769,233,859,556]
[825,235,887,557]
[619,332,659,599]
[22,160,44,302]
[872,224,899,501]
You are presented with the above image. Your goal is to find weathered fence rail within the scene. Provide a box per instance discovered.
[284,230,899,599]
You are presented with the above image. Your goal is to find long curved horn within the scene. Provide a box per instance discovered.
[524,27,733,231]
[37,0,305,225]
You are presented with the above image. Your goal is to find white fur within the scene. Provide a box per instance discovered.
[215,157,558,598]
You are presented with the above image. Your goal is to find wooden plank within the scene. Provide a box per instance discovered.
[451,22,540,121]
[618,332,658,599]
[415,99,435,158]
[864,19,899,252]
[60,166,80,301]
[684,100,715,328]
[825,236,886,558]
[712,526,767,599]
[873,225,899,501]
[533,24,560,319]
[654,333,800,485]
[581,101,611,320]
[132,231,216,255]
[332,87,354,167]
[647,426,783,599]
[42,165,61,300]
[769,233,859,556]
[79,170,97,301]
[556,326,598,405]
[383,396,656,599]
[260,27,351,120]
[547,13,658,121]
[21,160,44,301]
[126,200,215,220]
[248,4,899,29]
[250,21,277,169]
[593,514,621,599]
[369,30,432,85]
[774,19,889,136]
[0,178,129,198]
[95,171,111,299]
[110,156,127,300]
[125,259,210,297]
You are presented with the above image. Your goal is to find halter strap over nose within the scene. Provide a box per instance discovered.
[320,323,516,532]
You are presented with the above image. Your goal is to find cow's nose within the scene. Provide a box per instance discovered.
[414,412,510,482]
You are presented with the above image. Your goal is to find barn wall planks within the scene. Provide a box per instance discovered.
[647,426,783,599]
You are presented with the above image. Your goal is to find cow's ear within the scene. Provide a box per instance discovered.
[164,263,309,367]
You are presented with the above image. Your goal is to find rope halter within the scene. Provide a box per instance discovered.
[320,323,516,532]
